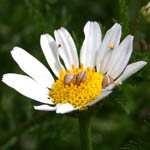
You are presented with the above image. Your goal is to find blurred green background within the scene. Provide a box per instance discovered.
[1,0,150,149]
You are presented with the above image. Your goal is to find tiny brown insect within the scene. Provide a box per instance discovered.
[102,74,114,89]
[58,44,61,48]
[64,73,76,85]
[76,70,87,86]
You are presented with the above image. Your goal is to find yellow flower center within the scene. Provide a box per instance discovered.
[50,64,103,110]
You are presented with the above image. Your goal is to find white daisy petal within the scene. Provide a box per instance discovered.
[40,34,65,77]
[54,30,70,69]
[107,35,134,79]
[116,61,147,83]
[56,103,79,114]
[87,91,112,106]
[54,28,78,69]
[11,47,54,88]
[96,23,121,74]
[60,27,79,68]
[2,73,53,104]
[34,105,56,111]
[80,21,101,68]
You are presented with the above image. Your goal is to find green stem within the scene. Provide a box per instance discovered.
[78,116,92,150]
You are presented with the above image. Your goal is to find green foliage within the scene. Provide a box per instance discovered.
[0,0,150,150]
[121,140,150,150]
[120,120,150,150]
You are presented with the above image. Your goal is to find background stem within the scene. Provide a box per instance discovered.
[78,115,92,150]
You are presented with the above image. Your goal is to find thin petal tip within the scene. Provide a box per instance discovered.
[34,106,38,110]
[113,23,122,31]
[41,33,49,37]
[11,46,20,53]
[114,23,121,27]
[139,61,147,66]
[1,74,5,82]
[86,21,99,26]
[34,105,56,111]
[2,73,10,83]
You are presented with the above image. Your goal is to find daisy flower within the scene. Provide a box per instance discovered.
[2,21,147,114]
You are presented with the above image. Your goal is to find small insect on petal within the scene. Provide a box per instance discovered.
[102,74,114,89]
[58,44,61,48]
[76,70,87,86]
[64,73,76,85]
[109,44,114,50]
[115,82,120,86]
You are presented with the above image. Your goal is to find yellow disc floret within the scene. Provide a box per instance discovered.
[50,64,103,110]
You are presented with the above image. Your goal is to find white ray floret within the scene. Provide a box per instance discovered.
[103,61,147,91]
[80,21,102,68]
[107,35,133,79]
[96,23,121,74]
[2,73,53,104]
[54,27,79,70]
[11,47,54,88]
[116,61,147,83]
[60,27,79,68]
[40,34,65,77]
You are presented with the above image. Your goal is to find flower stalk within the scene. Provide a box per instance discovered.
[79,115,93,150]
